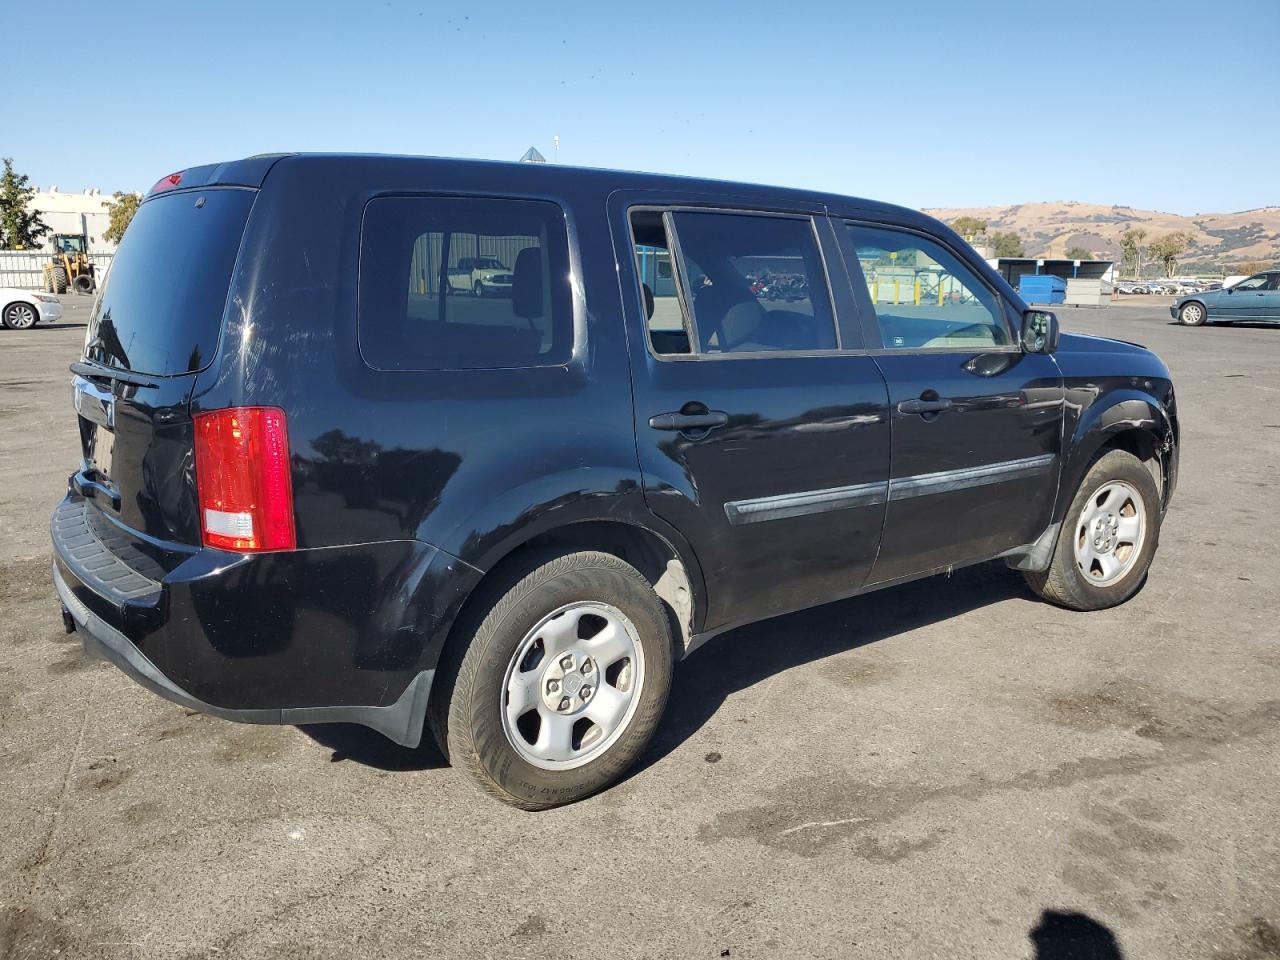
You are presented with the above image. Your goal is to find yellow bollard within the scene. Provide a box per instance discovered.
[870,280,878,303]
[893,279,900,305]
[937,281,946,306]
[914,279,921,306]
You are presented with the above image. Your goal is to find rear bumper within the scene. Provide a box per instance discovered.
[51,493,481,746]
[55,563,433,745]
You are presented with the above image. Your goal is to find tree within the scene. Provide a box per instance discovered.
[1119,228,1147,279]
[1148,232,1191,277]
[1064,246,1094,261]
[0,158,49,250]
[989,231,1025,258]
[950,216,988,242]
[103,192,142,245]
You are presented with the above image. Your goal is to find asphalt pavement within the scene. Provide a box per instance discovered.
[1,295,1277,959]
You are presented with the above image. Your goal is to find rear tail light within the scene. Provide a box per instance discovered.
[193,407,296,552]
[148,171,184,195]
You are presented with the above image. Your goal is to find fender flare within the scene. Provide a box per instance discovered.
[423,468,710,650]
[1055,390,1175,527]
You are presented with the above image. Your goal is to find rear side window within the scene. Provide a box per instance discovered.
[359,196,573,370]
[665,211,836,355]
[86,189,254,376]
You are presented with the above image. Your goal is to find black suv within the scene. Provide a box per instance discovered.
[52,155,1179,809]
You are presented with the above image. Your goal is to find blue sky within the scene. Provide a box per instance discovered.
[16,0,1277,214]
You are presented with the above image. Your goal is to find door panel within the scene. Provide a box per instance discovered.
[610,192,892,632]
[869,351,1064,582]
[837,220,1065,584]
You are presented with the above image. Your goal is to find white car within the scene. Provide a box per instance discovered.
[1,289,63,329]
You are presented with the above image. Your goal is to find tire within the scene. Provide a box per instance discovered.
[72,273,94,295]
[1178,301,1207,326]
[53,265,68,295]
[433,550,674,810]
[1025,449,1161,611]
[473,280,484,297]
[2,301,38,330]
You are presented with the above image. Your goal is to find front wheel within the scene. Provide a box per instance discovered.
[2,302,38,330]
[1025,449,1161,611]
[1179,301,1207,326]
[473,280,484,297]
[434,551,674,809]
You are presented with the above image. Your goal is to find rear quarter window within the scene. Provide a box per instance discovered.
[86,188,255,376]
[358,196,574,370]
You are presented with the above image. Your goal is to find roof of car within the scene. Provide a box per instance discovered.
[263,153,933,229]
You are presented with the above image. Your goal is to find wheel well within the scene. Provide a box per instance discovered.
[1097,429,1163,497]
[441,521,698,668]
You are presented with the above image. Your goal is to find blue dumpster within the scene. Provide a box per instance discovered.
[1019,274,1066,304]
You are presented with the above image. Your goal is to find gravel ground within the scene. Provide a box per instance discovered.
[1,296,1277,960]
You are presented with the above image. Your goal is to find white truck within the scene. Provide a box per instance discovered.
[446,256,514,297]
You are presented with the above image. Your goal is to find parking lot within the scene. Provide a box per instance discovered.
[1,296,1277,959]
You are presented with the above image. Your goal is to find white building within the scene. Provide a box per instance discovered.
[24,187,127,254]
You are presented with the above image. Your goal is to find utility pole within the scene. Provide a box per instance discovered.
[553,136,560,163]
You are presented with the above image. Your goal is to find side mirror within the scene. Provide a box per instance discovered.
[1021,309,1059,354]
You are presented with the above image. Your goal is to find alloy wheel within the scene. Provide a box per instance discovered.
[501,601,645,770]
[1073,480,1146,586]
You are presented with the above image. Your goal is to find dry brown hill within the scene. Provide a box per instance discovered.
[923,201,1280,270]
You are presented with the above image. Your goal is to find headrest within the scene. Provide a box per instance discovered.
[641,283,654,320]
[513,247,543,319]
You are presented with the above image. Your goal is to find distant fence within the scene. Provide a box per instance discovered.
[0,251,114,290]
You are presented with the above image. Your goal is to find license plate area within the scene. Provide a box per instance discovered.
[74,377,118,491]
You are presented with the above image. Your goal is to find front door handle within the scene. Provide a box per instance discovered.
[897,397,953,415]
[649,410,730,431]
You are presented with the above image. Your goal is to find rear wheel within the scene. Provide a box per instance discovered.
[2,302,38,330]
[1025,449,1161,611]
[1178,301,1207,326]
[433,550,674,810]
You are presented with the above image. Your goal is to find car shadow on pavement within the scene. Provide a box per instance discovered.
[1029,909,1124,958]
[296,722,447,771]
[29,322,88,330]
[635,561,1038,775]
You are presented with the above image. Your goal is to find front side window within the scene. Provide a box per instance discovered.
[1233,274,1271,291]
[846,223,1011,350]
[359,196,572,370]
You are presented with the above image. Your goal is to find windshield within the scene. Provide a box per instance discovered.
[86,189,254,376]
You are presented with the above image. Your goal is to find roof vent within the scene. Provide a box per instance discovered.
[519,147,546,164]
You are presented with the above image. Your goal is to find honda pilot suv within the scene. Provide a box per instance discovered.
[53,155,1179,809]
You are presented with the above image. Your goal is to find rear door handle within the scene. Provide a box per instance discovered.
[897,398,953,415]
[649,411,730,431]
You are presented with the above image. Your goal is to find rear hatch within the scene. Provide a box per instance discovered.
[72,178,258,551]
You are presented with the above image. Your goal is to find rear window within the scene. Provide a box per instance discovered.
[358,196,573,370]
[86,188,254,376]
